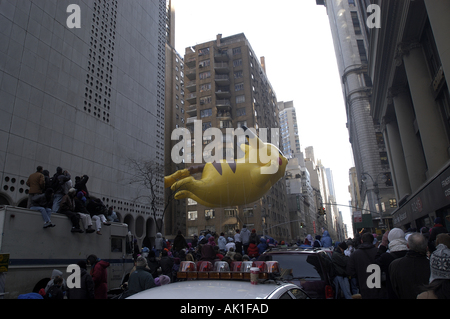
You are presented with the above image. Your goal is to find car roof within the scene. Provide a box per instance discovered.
[127,280,298,299]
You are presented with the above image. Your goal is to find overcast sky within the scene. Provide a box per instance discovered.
[171,0,355,236]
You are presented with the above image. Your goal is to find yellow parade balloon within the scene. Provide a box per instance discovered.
[164,127,288,208]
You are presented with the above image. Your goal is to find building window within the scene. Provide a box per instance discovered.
[201,108,212,118]
[202,121,212,131]
[389,199,397,208]
[357,40,368,64]
[237,121,247,128]
[234,71,243,79]
[199,59,210,68]
[236,95,245,104]
[220,120,232,128]
[380,152,389,166]
[198,48,210,56]
[236,107,246,117]
[199,71,211,80]
[243,208,254,218]
[188,211,198,220]
[235,83,244,91]
[233,59,242,67]
[200,83,211,92]
[232,47,241,55]
[224,209,236,217]
[205,209,215,219]
[200,96,212,105]
[351,12,361,35]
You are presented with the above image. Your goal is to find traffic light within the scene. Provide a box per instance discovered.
[300,222,304,228]
[318,207,326,215]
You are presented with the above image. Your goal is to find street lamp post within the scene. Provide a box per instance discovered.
[361,172,387,229]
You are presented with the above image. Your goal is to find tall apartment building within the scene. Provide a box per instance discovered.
[278,101,301,157]
[317,0,396,233]
[0,0,166,247]
[164,0,186,237]
[182,33,289,241]
[362,0,450,231]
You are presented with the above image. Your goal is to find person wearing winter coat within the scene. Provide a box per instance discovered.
[126,256,156,297]
[417,243,450,299]
[58,188,83,233]
[173,230,189,253]
[240,225,251,254]
[320,230,333,248]
[87,254,110,299]
[160,250,175,282]
[45,269,67,293]
[313,235,322,248]
[332,242,352,299]
[389,233,431,299]
[155,232,165,257]
[67,260,95,299]
[257,237,268,255]
[26,166,45,208]
[218,233,227,252]
[304,234,313,246]
[429,217,449,252]
[247,240,259,259]
[375,228,409,299]
[146,250,160,279]
[347,232,385,299]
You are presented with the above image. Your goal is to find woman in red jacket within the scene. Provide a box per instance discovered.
[247,240,260,259]
[87,255,110,299]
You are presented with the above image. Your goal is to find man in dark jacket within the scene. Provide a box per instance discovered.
[173,230,188,253]
[332,242,352,299]
[347,232,385,299]
[58,188,83,233]
[389,233,431,299]
[125,256,156,297]
[160,250,174,282]
[67,260,95,299]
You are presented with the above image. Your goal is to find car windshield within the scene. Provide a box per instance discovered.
[266,254,325,281]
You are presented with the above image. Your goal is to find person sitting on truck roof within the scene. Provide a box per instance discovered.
[26,166,45,209]
[86,198,111,235]
[51,168,72,214]
[74,192,96,234]
[74,175,90,198]
[30,188,56,229]
[58,188,83,233]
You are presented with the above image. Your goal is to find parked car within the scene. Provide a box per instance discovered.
[126,280,309,300]
[259,248,335,299]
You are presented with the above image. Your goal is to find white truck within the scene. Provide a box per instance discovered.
[0,206,135,299]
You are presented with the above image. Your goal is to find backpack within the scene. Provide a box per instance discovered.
[44,285,63,299]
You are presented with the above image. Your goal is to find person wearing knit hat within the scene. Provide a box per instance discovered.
[417,244,450,299]
[124,256,155,298]
[376,228,409,299]
[429,217,449,253]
